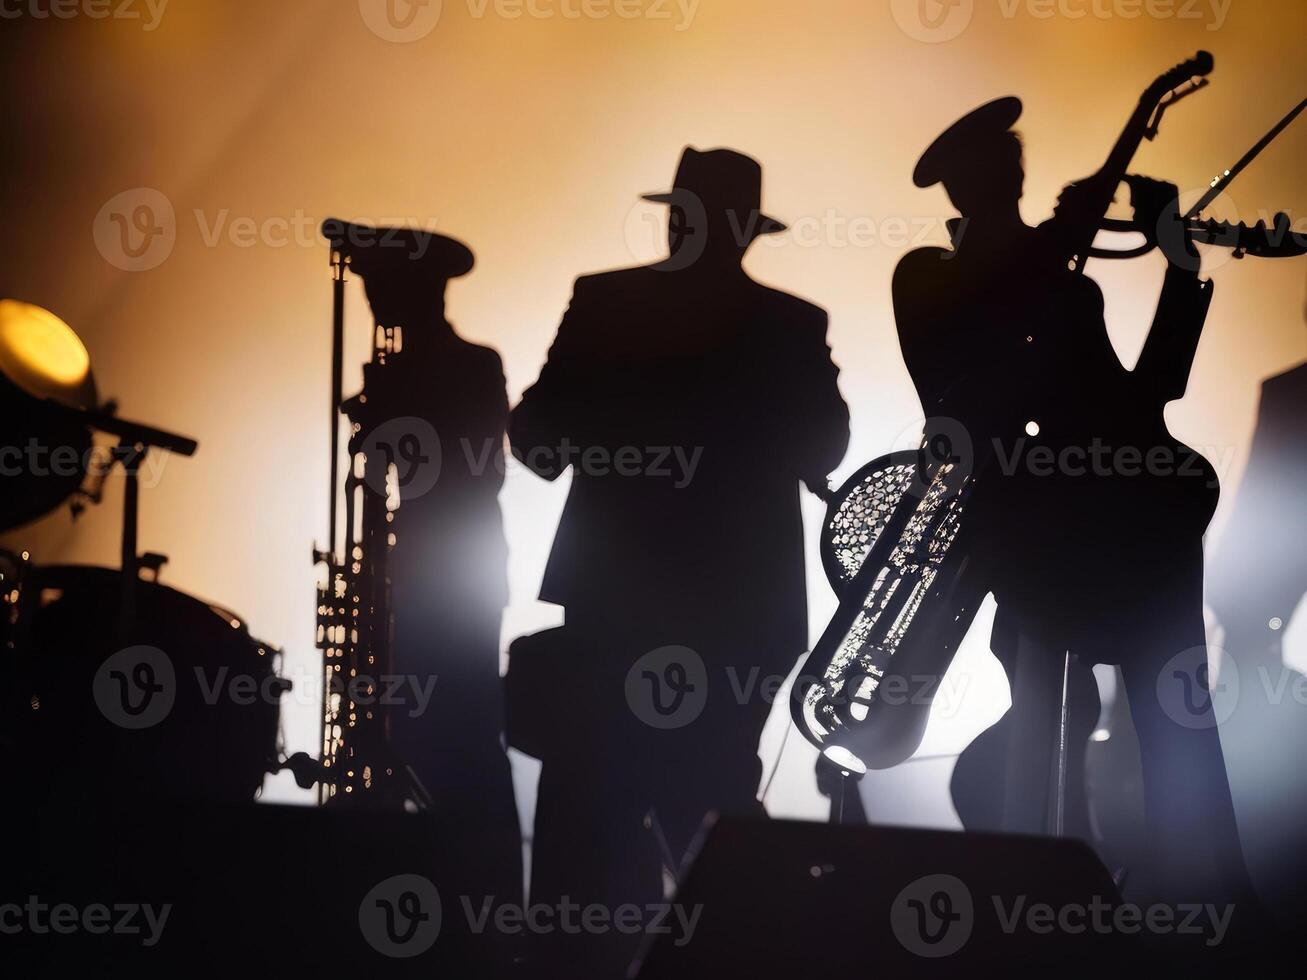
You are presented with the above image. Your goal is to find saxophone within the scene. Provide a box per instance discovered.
[312,223,421,808]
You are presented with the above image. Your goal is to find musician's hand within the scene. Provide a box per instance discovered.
[1126,175,1198,269]
[1052,176,1102,225]
[1126,175,1180,228]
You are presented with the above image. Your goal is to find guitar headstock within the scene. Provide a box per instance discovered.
[1145,50,1214,102]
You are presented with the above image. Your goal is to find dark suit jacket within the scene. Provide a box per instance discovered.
[510,264,849,651]
[364,330,510,613]
[893,233,1218,661]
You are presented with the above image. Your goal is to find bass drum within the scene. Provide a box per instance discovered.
[3,563,283,806]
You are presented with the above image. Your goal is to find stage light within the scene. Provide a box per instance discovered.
[0,299,94,409]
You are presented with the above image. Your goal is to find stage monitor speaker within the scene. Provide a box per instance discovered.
[632,816,1128,978]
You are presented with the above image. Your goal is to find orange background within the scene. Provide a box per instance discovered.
[2,0,1304,817]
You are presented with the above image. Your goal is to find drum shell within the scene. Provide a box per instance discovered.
[3,565,280,805]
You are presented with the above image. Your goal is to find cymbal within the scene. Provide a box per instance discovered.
[0,299,96,410]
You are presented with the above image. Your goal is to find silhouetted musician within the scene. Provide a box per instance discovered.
[510,147,849,976]
[1209,351,1307,923]
[893,98,1250,906]
[338,223,522,957]
[1210,360,1307,662]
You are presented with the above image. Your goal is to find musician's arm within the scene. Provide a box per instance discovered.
[1046,171,1120,248]
[509,279,597,480]
[891,249,947,412]
[792,305,850,495]
[482,347,511,495]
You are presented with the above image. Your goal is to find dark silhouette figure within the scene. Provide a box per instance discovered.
[1210,358,1307,662]
[510,147,848,975]
[894,98,1250,907]
[341,225,523,953]
[1209,338,1307,925]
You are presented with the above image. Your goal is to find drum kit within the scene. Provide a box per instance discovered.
[0,299,284,806]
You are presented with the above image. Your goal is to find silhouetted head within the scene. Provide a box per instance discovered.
[914,97,1025,222]
[643,147,787,271]
[321,219,474,329]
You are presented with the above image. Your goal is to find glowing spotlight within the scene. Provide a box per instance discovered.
[1025,420,1041,437]
[0,299,95,409]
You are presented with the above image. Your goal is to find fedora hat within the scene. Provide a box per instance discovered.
[642,147,787,236]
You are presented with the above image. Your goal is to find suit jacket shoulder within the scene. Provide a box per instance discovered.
[560,266,663,345]
[570,264,660,299]
[893,246,955,344]
[746,281,829,338]
[894,246,954,297]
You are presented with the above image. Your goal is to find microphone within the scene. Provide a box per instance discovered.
[320,216,375,257]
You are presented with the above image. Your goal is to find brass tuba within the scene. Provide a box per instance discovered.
[791,430,986,772]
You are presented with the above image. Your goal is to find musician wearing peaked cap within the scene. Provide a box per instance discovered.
[911,95,1025,191]
[327,219,523,964]
[321,218,475,283]
[894,95,1253,910]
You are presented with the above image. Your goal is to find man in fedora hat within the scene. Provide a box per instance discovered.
[510,146,849,972]
[894,98,1252,910]
[330,221,523,965]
